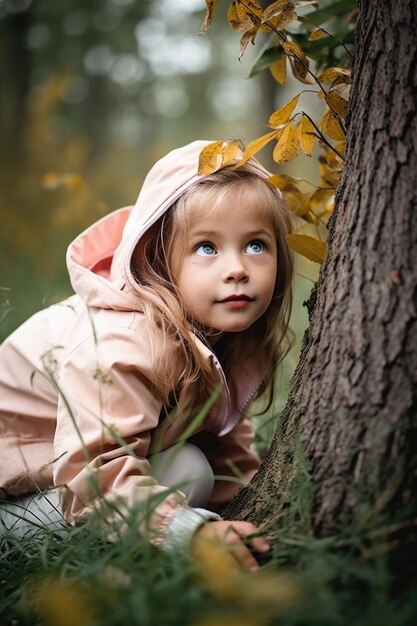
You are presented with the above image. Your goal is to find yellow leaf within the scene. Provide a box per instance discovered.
[238,26,259,60]
[198,141,224,175]
[325,196,335,214]
[318,159,341,187]
[286,234,327,263]
[283,190,310,216]
[227,0,246,28]
[309,187,335,211]
[334,141,345,155]
[320,108,345,140]
[222,140,242,166]
[267,173,301,191]
[308,27,327,40]
[238,129,281,165]
[227,4,251,31]
[321,143,344,168]
[270,55,287,85]
[262,2,297,30]
[262,0,289,21]
[199,0,218,35]
[268,94,300,127]
[299,115,316,156]
[273,122,299,163]
[198,140,242,175]
[227,0,261,31]
[284,41,313,84]
[309,188,335,222]
[333,82,351,100]
[326,82,350,118]
[243,0,263,18]
[326,89,349,118]
[275,3,298,29]
[304,212,319,226]
[283,40,305,60]
[294,0,319,6]
[227,0,262,58]
[318,67,351,82]
[290,58,314,84]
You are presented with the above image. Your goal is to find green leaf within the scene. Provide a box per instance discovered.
[249,44,281,77]
[300,0,356,24]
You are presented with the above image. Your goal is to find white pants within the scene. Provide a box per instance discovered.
[0,443,214,538]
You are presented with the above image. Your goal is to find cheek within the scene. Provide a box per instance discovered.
[169,253,197,297]
[253,255,277,281]
[260,259,278,299]
[175,265,201,303]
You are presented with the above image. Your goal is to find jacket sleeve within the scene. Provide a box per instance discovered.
[202,418,260,512]
[52,327,218,546]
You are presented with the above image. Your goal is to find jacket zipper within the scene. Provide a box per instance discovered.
[210,351,265,435]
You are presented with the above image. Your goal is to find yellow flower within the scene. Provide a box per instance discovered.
[192,536,303,618]
[191,536,242,601]
[27,577,95,626]
[237,570,303,613]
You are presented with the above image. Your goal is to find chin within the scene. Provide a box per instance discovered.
[222,323,254,333]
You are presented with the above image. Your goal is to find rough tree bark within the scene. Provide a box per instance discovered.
[224,0,417,540]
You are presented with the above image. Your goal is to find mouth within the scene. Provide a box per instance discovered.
[219,294,254,303]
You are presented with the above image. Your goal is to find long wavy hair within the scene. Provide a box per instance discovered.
[130,165,294,415]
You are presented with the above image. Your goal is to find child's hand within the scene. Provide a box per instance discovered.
[192,520,270,571]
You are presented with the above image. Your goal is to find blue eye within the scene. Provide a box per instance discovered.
[245,240,265,254]
[195,243,216,256]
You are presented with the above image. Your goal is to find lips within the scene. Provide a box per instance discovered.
[220,294,254,303]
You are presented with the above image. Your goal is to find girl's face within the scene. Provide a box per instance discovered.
[169,192,278,340]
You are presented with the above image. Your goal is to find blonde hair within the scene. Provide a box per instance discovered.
[131,165,294,414]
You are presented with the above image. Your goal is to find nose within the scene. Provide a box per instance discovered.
[223,253,249,283]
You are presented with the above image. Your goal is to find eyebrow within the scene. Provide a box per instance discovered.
[189,229,274,240]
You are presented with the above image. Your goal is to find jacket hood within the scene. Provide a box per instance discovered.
[67,140,273,309]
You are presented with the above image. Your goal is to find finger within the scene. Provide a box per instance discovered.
[229,522,271,553]
[247,534,270,553]
[224,521,257,542]
[231,521,258,535]
[228,536,260,571]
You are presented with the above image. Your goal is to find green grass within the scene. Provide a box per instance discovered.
[1,403,416,624]
[2,424,416,626]
[1,487,416,626]
[1,389,416,626]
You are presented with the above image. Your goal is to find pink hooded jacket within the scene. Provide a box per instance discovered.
[0,141,273,546]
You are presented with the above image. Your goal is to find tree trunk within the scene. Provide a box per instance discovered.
[224,0,417,540]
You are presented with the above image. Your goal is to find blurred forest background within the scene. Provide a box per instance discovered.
[0,0,317,408]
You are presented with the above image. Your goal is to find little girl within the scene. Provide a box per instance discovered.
[0,140,293,569]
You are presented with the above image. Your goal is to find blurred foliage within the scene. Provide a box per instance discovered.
[0,0,275,339]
